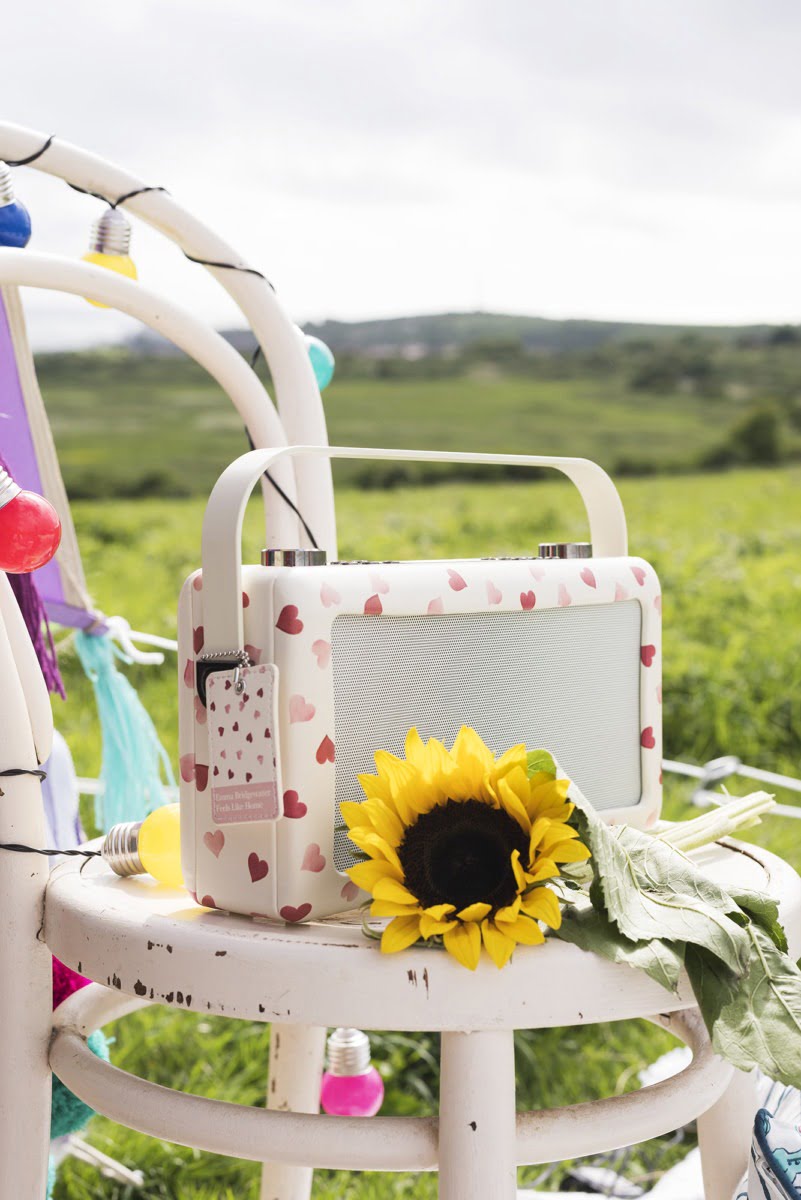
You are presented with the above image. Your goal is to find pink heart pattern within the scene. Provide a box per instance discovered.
[280,903,312,923]
[316,736,335,764]
[641,645,656,667]
[203,830,225,858]
[448,569,467,591]
[276,605,303,635]
[312,639,331,668]
[580,567,596,589]
[369,573,390,595]
[283,790,308,819]
[340,880,360,902]
[427,596,444,614]
[558,584,572,608]
[520,590,536,611]
[320,582,341,608]
[486,581,502,605]
[640,726,656,749]
[193,625,205,654]
[248,852,269,882]
[180,753,196,783]
[289,694,316,723]
[631,565,647,587]
[301,843,326,873]
[364,594,383,615]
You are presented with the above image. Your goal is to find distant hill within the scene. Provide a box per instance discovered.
[125,311,779,359]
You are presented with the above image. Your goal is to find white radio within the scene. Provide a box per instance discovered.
[178,446,662,921]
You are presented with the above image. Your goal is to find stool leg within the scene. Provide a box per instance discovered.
[439,1030,517,1200]
[0,778,52,1199]
[260,1023,326,1200]
[697,1068,756,1200]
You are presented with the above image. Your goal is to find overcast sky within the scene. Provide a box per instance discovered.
[6,0,801,348]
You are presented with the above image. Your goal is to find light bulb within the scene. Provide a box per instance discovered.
[82,209,138,307]
[0,162,32,248]
[0,465,62,573]
[306,336,335,390]
[320,1028,384,1117]
[102,803,184,889]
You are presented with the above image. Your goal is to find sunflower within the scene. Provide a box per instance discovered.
[343,727,590,970]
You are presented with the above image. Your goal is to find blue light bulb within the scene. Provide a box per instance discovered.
[306,335,335,390]
[0,162,32,248]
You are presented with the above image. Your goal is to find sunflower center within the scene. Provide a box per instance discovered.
[397,798,528,912]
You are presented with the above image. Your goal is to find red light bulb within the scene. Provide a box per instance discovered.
[0,466,62,573]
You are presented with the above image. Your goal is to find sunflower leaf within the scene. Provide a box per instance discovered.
[568,786,750,975]
[686,926,801,1086]
[726,886,788,953]
[526,749,557,779]
[555,898,684,994]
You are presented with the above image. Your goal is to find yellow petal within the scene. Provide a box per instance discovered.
[493,743,527,782]
[381,915,423,954]
[423,903,457,919]
[370,898,420,917]
[521,886,562,929]
[347,858,402,892]
[419,913,458,938]
[497,775,532,833]
[527,816,552,854]
[348,829,403,871]
[504,915,546,946]
[340,800,370,832]
[495,897,522,927]
[529,777,572,819]
[373,876,420,906]
[526,857,560,883]
[362,800,406,847]
[511,848,527,891]
[443,921,482,970]
[358,773,393,804]
[549,840,592,864]
[457,902,492,922]
[481,919,516,969]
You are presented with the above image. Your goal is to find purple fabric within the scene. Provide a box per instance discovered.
[0,292,86,627]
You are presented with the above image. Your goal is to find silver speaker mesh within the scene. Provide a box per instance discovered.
[331,601,642,871]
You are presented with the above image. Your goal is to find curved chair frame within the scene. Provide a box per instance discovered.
[0,120,337,555]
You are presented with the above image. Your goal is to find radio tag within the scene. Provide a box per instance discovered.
[206,663,283,824]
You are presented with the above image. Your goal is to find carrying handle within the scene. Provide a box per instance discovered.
[201,445,628,652]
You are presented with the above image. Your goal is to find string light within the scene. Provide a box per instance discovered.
[101,802,183,888]
[306,335,335,390]
[0,161,32,248]
[82,208,137,306]
[320,1028,384,1116]
[0,464,62,573]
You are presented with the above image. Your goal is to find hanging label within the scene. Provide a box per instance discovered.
[206,663,283,824]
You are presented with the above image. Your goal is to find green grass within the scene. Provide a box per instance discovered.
[52,465,801,1197]
[34,350,794,500]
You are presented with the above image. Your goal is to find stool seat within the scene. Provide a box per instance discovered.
[46,837,801,1033]
[43,837,801,1200]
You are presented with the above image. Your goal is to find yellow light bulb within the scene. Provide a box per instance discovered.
[138,803,184,888]
[82,208,138,307]
[102,802,184,889]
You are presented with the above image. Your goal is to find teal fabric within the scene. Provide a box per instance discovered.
[74,630,175,831]
[50,1030,109,1139]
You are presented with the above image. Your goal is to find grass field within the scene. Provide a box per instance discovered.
[35,350,796,499]
[52,466,801,1198]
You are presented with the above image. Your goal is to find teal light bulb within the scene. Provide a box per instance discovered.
[307,336,335,390]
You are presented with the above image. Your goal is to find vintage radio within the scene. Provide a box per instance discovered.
[178,446,661,921]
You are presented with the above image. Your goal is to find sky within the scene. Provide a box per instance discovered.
[5,0,801,348]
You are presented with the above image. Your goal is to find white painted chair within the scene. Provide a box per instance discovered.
[2,122,801,1200]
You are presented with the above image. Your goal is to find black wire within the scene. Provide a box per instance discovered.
[183,251,275,291]
[5,135,56,167]
[244,430,320,549]
[0,843,101,859]
[68,181,169,210]
[0,767,101,858]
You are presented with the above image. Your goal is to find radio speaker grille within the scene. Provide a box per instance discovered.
[331,601,642,871]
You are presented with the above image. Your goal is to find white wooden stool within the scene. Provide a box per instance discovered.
[26,838,800,1200]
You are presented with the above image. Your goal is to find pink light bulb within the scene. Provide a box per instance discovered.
[0,466,61,573]
[320,1028,384,1117]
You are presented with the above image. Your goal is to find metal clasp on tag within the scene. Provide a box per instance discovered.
[196,648,252,706]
